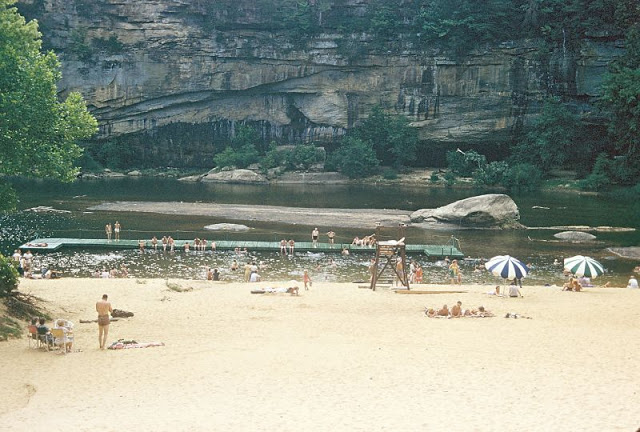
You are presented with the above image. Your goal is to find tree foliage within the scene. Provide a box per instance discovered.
[599,25,640,184]
[0,253,19,296]
[326,136,379,179]
[352,105,417,168]
[511,97,580,172]
[0,0,97,183]
[213,124,260,168]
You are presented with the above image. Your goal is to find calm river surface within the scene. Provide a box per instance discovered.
[1,177,638,286]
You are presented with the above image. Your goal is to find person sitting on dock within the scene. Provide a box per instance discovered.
[183,242,190,252]
[139,240,146,251]
[162,236,168,251]
[288,239,295,255]
[280,239,288,255]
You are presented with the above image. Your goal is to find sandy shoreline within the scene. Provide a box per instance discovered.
[1,278,639,431]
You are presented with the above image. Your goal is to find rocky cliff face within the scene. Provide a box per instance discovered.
[17,0,625,167]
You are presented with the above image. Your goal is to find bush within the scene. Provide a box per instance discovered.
[382,167,398,180]
[473,161,509,186]
[285,145,323,170]
[213,144,259,169]
[502,163,542,192]
[0,254,19,297]
[327,137,379,179]
[578,154,613,191]
[429,172,439,183]
[446,150,487,176]
[443,170,456,186]
[0,182,18,212]
[260,143,286,169]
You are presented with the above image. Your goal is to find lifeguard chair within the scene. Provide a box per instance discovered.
[369,223,410,291]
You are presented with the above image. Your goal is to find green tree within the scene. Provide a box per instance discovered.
[0,0,97,188]
[511,97,579,172]
[353,105,417,168]
[599,25,640,184]
[214,124,260,168]
[0,254,19,296]
[326,136,379,179]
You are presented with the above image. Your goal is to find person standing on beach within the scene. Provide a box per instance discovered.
[96,294,113,350]
[105,223,112,241]
[244,261,252,282]
[303,270,312,290]
[448,259,461,284]
[312,228,319,248]
[114,221,121,241]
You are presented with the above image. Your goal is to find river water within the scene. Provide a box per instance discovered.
[1,177,638,286]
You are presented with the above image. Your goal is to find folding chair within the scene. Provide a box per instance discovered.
[50,328,67,354]
[27,325,39,349]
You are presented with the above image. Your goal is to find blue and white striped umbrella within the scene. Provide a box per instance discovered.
[485,255,529,280]
[563,255,605,278]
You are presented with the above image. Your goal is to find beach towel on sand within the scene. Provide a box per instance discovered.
[108,339,165,350]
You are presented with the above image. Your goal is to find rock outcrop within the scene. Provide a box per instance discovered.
[204,223,251,232]
[607,247,640,260]
[410,194,522,228]
[16,1,624,167]
[553,231,597,242]
[201,169,268,184]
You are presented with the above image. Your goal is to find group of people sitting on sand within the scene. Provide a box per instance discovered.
[351,234,376,247]
[425,301,494,318]
[562,277,583,292]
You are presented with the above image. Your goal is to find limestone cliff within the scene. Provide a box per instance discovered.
[16,0,625,167]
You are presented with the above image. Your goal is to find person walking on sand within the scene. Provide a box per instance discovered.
[105,223,112,241]
[303,270,312,290]
[312,228,319,248]
[96,294,113,350]
[114,221,121,241]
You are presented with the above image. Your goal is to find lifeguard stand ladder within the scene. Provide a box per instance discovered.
[369,223,410,291]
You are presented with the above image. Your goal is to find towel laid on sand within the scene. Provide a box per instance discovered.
[108,339,165,350]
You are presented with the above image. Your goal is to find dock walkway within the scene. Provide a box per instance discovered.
[20,238,464,258]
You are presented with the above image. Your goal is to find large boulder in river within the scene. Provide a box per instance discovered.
[410,194,522,228]
[554,231,597,242]
[201,169,268,184]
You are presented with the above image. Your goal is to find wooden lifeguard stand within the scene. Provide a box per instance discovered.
[369,223,410,291]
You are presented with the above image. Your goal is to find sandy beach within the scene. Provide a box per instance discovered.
[1,278,639,432]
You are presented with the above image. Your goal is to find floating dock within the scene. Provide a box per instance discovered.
[19,238,464,258]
